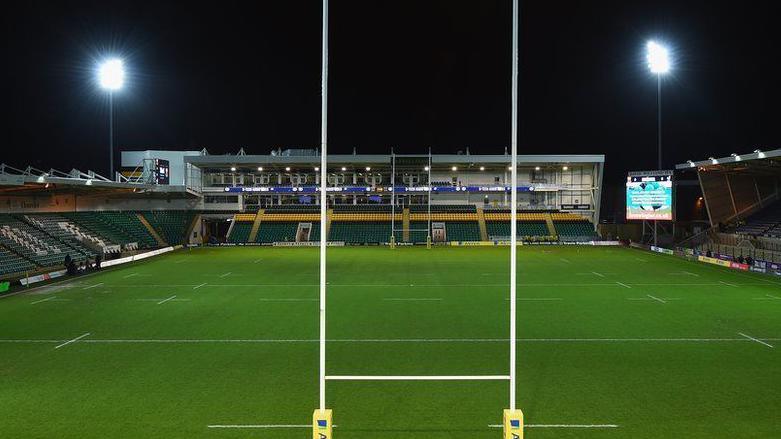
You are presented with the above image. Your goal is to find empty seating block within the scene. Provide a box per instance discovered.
[486,221,549,238]
[329,222,392,244]
[228,222,253,243]
[91,212,158,248]
[256,222,299,243]
[0,214,85,267]
[0,246,36,277]
[554,221,597,241]
[444,222,481,241]
[143,211,195,246]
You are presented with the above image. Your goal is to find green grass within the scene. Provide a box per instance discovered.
[1,246,780,438]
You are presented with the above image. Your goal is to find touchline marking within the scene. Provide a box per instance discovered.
[157,295,178,305]
[616,282,632,289]
[647,294,666,304]
[488,424,619,429]
[4,337,781,345]
[123,273,138,278]
[83,283,104,290]
[738,332,774,348]
[326,375,510,381]
[54,333,91,349]
[193,283,207,290]
[383,298,443,301]
[258,298,318,302]
[719,281,739,287]
[31,296,57,305]
[208,425,331,429]
[506,298,563,301]
[219,272,232,278]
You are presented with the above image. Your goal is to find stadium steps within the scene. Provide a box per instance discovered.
[248,210,264,242]
[544,213,557,236]
[184,213,200,245]
[325,209,333,237]
[476,207,489,241]
[137,214,167,247]
[402,208,410,242]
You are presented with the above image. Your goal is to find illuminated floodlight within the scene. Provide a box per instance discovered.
[341,166,347,172]
[98,58,125,90]
[709,157,718,164]
[285,167,291,172]
[315,167,320,171]
[687,160,695,168]
[563,166,569,171]
[534,166,541,171]
[646,41,671,74]
[230,166,237,172]
[451,166,457,171]
[479,166,485,171]
[424,166,430,171]
[754,149,766,158]
[365,166,371,171]
[731,153,741,161]
[257,167,263,171]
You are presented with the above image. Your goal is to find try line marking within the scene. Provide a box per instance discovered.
[383,298,443,301]
[489,424,619,429]
[325,375,510,381]
[54,333,91,349]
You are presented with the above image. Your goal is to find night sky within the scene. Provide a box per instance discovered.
[3,1,780,206]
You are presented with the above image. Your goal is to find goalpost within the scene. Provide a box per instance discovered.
[314,0,523,436]
[390,151,432,249]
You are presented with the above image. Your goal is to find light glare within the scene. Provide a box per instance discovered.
[98,59,125,90]
[646,41,671,74]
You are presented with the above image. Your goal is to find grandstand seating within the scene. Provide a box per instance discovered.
[63,212,142,249]
[553,218,598,241]
[228,222,253,243]
[0,214,87,267]
[89,212,158,248]
[329,221,392,244]
[734,201,781,237]
[25,214,111,255]
[486,221,549,238]
[0,245,36,277]
[255,222,321,243]
[445,222,481,241]
[142,211,195,246]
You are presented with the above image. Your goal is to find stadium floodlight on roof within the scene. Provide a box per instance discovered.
[646,41,671,74]
[98,58,125,90]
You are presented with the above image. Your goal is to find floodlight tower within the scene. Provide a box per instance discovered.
[646,41,671,246]
[98,58,125,180]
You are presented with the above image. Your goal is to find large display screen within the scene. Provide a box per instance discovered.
[626,172,674,221]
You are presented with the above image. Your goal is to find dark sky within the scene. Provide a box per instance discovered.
[2,0,780,191]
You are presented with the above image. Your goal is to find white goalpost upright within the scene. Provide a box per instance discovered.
[313,0,523,437]
[313,0,333,436]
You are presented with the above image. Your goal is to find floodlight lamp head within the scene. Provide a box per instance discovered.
[646,41,671,74]
[98,58,125,91]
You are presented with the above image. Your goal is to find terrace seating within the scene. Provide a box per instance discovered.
[486,221,549,238]
[25,214,111,255]
[0,215,86,267]
[445,222,481,241]
[329,221,392,244]
[0,246,36,277]
[142,211,195,246]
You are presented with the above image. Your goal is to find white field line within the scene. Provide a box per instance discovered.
[208,425,321,429]
[560,258,571,263]
[383,298,443,301]
[82,283,104,290]
[616,282,632,289]
[157,295,178,305]
[253,259,263,263]
[591,272,605,278]
[738,332,774,348]
[30,296,57,305]
[97,282,766,288]
[54,332,91,349]
[646,294,666,304]
[123,273,138,278]
[635,258,648,262]
[259,298,317,302]
[4,337,781,345]
[326,375,510,381]
[219,272,232,278]
[505,298,562,301]
[683,271,700,277]
[719,281,738,287]
[488,424,619,429]
[193,283,207,290]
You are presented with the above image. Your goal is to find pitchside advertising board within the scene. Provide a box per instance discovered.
[626,171,674,221]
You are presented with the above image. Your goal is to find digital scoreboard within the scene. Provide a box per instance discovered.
[626,171,674,221]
